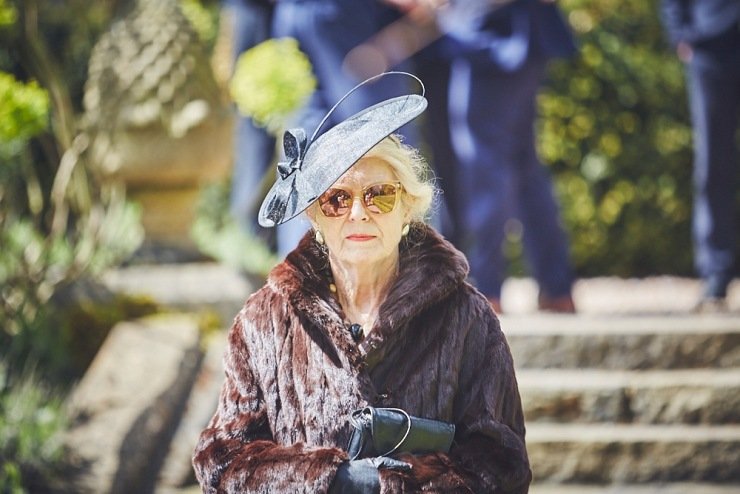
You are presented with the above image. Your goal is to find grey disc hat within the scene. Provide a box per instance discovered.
[258,72,427,227]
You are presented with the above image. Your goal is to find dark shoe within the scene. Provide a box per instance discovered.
[691,296,728,313]
[693,275,731,313]
[703,275,730,299]
[538,293,576,313]
[488,297,502,314]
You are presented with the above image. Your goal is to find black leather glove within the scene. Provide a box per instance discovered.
[329,457,412,494]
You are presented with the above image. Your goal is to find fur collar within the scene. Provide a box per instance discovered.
[266,223,469,366]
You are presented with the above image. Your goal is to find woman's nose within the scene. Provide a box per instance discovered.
[347,196,369,221]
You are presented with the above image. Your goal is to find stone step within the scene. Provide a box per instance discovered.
[102,266,740,370]
[102,263,254,327]
[526,423,740,483]
[502,277,740,314]
[529,482,740,494]
[502,314,740,369]
[157,332,228,490]
[64,315,204,494]
[517,368,740,424]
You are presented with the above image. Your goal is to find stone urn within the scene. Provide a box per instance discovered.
[82,0,234,252]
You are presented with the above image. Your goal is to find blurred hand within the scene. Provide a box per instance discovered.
[381,0,447,23]
[329,457,412,494]
[382,0,447,12]
[677,41,693,63]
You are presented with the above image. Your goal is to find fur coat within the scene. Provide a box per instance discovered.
[192,224,531,493]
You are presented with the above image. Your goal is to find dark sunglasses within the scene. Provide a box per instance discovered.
[318,182,402,218]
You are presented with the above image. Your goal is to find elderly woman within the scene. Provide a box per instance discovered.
[192,75,531,493]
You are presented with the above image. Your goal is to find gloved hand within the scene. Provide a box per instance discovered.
[329,457,412,494]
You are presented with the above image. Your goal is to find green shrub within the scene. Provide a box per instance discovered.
[230,37,317,133]
[0,73,49,145]
[537,0,695,276]
[0,363,69,493]
[179,0,219,47]
[0,33,149,490]
[0,183,144,386]
[0,0,16,27]
[0,68,143,384]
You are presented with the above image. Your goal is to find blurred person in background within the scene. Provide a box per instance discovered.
[660,0,740,311]
[388,0,578,313]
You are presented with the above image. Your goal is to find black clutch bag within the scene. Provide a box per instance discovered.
[347,407,456,460]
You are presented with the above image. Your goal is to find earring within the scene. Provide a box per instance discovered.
[314,229,325,245]
[401,224,410,237]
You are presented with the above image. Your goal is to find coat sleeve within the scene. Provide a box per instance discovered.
[660,0,692,45]
[379,299,531,494]
[192,311,347,494]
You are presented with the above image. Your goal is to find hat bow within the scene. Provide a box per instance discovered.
[277,128,308,180]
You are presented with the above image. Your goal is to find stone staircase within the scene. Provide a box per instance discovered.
[87,265,740,493]
[503,313,740,493]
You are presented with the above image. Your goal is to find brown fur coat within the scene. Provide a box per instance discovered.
[193,224,531,493]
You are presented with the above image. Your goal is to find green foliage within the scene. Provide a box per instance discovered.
[1,218,157,384]
[179,0,219,47]
[2,1,135,117]
[230,37,317,133]
[0,363,69,493]
[0,0,16,27]
[1,5,144,389]
[0,197,145,380]
[0,73,49,145]
[537,0,694,276]
[0,72,49,205]
[191,181,278,277]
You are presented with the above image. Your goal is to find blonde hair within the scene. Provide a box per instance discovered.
[305,134,436,222]
[362,134,435,222]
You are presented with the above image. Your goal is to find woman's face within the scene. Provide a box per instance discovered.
[311,157,409,268]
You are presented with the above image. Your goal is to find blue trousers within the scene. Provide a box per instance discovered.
[446,55,574,299]
[687,33,740,295]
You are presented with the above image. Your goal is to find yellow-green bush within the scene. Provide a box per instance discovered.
[0,73,49,145]
[230,37,316,133]
[0,364,69,493]
[537,0,697,276]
